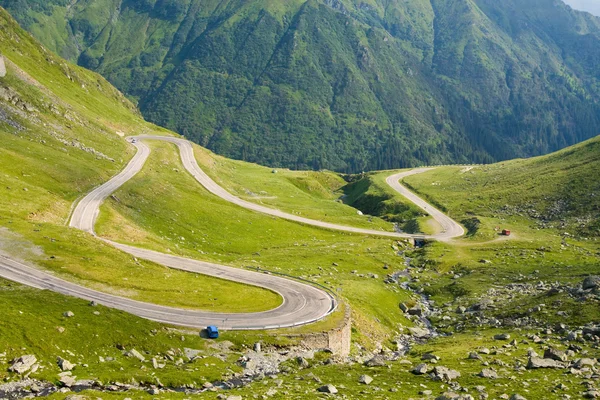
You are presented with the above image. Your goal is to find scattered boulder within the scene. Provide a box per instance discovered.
[364,354,387,367]
[408,306,423,316]
[494,333,510,340]
[582,276,600,290]
[399,303,409,312]
[544,347,567,362]
[436,393,474,400]
[574,358,596,368]
[59,375,76,388]
[412,363,429,375]
[63,311,75,318]
[432,366,461,381]
[421,353,440,361]
[527,357,564,369]
[253,343,261,352]
[128,349,146,362]
[57,357,75,371]
[297,357,309,369]
[409,327,431,339]
[358,375,373,385]
[478,368,498,379]
[317,384,338,394]
[468,352,482,360]
[9,355,37,374]
[510,395,527,400]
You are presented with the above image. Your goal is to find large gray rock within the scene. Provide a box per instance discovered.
[583,276,600,290]
[364,354,387,367]
[59,375,76,387]
[358,374,373,385]
[9,355,37,374]
[574,358,597,368]
[544,347,567,362]
[478,368,498,379]
[433,366,461,381]
[0,56,5,78]
[409,327,431,338]
[527,356,564,369]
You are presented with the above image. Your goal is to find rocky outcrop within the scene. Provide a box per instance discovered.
[8,355,37,374]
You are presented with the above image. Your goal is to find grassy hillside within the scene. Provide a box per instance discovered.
[0,6,283,312]
[96,140,416,343]
[402,135,600,238]
[2,0,600,171]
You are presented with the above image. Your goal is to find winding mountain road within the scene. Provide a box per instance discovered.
[0,135,463,330]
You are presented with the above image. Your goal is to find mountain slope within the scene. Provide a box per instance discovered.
[2,0,600,172]
[401,134,600,237]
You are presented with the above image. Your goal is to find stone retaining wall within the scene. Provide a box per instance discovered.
[288,304,352,357]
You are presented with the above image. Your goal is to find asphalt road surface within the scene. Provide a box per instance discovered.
[386,169,465,240]
[0,135,462,330]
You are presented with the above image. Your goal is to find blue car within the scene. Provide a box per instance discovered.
[206,325,219,339]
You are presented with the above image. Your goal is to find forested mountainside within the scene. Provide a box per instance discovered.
[3,0,600,172]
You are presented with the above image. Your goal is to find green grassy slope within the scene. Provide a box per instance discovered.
[402,135,600,238]
[2,0,600,171]
[0,7,281,312]
[193,145,394,230]
[393,136,600,330]
[96,140,417,344]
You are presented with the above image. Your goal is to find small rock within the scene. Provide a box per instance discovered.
[358,375,373,385]
[63,311,75,318]
[422,353,440,361]
[510,395,527,400]
[494,333,510,340]
[317,384,338,394]
[412,363,429,375]
[128,349,146,362]
[297,357,309,369]
[57,357,75,371]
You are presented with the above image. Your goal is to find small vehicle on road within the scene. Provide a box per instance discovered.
[206,325,219,339]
